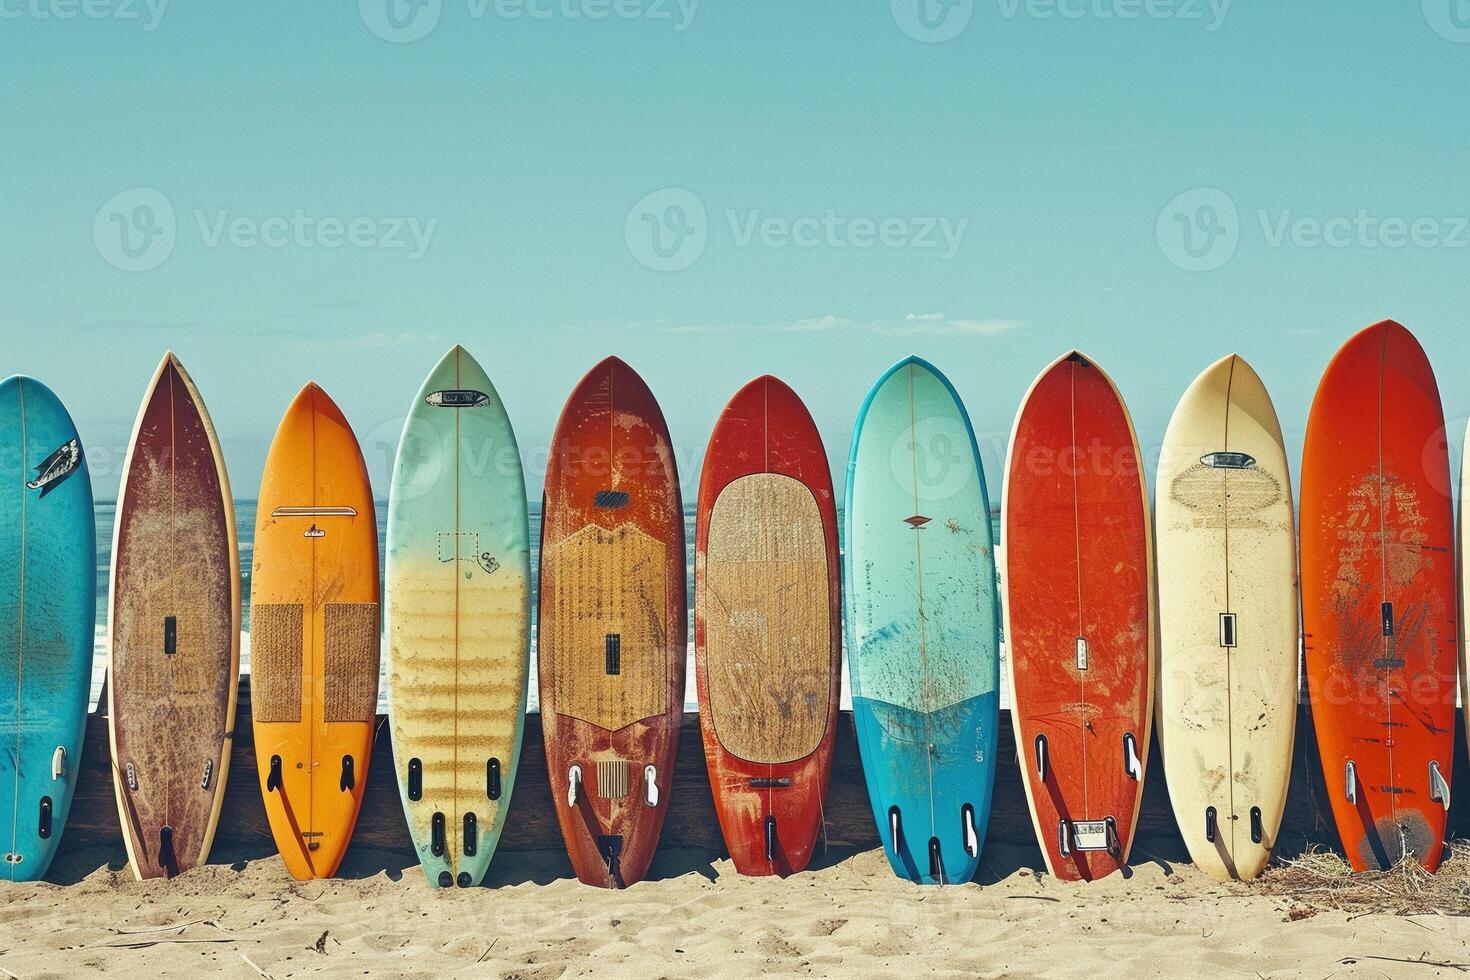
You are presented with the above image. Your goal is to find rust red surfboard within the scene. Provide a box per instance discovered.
[695,376,841,877]
[1301,320,1456,872]
[108,353,241,880]
[539,357,685,888]
[1002,351,1154,882]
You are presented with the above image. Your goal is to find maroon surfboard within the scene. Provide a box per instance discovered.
[108,353,241,880]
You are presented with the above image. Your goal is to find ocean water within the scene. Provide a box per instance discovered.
[89,502,1007,713]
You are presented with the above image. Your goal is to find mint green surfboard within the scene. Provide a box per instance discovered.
[386,346,531,888]
[844,356,1000,884]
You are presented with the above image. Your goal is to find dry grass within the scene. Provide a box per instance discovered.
[1248,841,1470,917]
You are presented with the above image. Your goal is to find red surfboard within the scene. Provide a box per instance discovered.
[539,357,686,888]
[1002,351,1154,882]
[1301,320,1456,872]
[695,376,841,877]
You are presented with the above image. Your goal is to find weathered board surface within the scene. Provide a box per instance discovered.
[53,684,1470,877]
[1301,320,1458,873]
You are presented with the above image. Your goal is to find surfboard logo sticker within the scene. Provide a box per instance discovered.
[425,390,490,409]
[26,439,82,498]
[1200,452,1256,470]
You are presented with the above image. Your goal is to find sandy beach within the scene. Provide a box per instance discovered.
[0,842,1464,979]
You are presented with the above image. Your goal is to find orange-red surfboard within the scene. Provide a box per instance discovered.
[1301,320,1456,872]
[538,357,685,888]
[695,376,841,877]
[251,384,380,880]
[1002,351,1154,882]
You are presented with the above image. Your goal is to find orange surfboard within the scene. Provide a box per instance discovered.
[251,384,381,880]
[1002,351,1154,882]
[1301,320,1456,872]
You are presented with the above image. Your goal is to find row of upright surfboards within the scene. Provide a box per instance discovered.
[0,319,1462,889]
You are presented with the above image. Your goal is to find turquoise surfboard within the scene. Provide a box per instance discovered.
[0,377,96,881]
[386,347,532,888]
[844,357,1000,884]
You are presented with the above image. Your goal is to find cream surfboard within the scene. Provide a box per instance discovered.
[1156,354,1297,881]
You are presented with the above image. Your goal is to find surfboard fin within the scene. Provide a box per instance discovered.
[1034,734,1048,783]
[599,836,623,883]
[961,804,979,858]
[158,826,178,877]
[266,755,283,793]
[1429,761,1450,811]
[568,765,583,807]
[1057,819,1072,857]
[1345,760,1358,804]
[928,838,944,884]
[889,806,902,848]
[340,755,355,792]
[1123,733,1142,780]
[644,765,659,807]
[51,747,66,780]
[765,815,778,863]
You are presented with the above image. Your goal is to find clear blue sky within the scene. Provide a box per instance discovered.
[3,2,1468,501]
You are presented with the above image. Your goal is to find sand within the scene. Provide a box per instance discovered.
[1,844,1466,979]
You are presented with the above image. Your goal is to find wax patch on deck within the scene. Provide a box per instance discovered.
[251,604,304,724]
[324,603,380,723]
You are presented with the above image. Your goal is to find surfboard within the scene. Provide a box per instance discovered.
[1156,355,1297,881]
[108,352,240,880]
[387,347,531,889]
[252,383,379,880]
[0,377,95,882]
[1002,351,1154,882]
[1302,320,1455,873]
[539,356,685,888]
[695,376,841,878]
[844,357,999,885]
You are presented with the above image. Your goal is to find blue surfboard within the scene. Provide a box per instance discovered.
[0,377,96,881]
[844,357,1000,884]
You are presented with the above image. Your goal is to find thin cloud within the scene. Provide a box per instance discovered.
[281,331,437,351]
[876,314,1023,337]
[789,314,849,332]
[651,314,1019,337]
[80,318,207,333]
